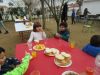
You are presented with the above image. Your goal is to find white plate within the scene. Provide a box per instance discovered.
[54,59,72,67]
[62,71,79,75]
[44,50,59,56]
[44,51,54,56]
[44,48,59,56]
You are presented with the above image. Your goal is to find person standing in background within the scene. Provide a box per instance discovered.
[0,12,8,34]
[76,9,81,23]
[71,9,76,24]
[83,8,91,24]
[61,2,68,23]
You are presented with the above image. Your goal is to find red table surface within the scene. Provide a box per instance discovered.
[15,38,95,75]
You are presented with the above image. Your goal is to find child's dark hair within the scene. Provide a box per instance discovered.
[0,47,5,54]
[90,35,100,47]
[33,22,41,32]
[60,22,68,28]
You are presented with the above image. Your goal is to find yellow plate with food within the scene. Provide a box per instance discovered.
[33,44,45,51]
[62,71,79,75]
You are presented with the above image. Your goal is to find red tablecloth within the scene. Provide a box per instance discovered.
[16,38,95,75]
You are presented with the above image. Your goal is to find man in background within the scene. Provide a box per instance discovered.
[0,12,9,34]
[61,2,68,23]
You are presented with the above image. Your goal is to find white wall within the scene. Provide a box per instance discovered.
[82,1,100,15]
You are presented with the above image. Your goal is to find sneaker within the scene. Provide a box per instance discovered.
[4,31,9,34]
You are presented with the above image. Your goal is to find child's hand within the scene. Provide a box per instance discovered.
[25,51,29,54]
[56,33,61,37]
[25,51,32,60]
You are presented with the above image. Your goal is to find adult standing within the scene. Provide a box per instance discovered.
[71,9,76,24]
[61,2,68,23]
[83,8,91,24]
[0,12,8,34]
[76,9,81,23]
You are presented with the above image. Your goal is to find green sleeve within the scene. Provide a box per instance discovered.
[3,54,31,75]
[61,33,70,41]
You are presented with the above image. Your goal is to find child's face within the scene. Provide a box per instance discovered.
[0,52,6,65]
[59,26,66,31]
[36,27,42,32]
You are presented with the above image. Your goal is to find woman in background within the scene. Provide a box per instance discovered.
[83,8,91,24]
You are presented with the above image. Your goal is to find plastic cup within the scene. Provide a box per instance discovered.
[70,40,75,48]
[94,54,100,75]
[27,42,33,50]
[86,67,94,75]
[70,41,75,48]
[31,51,37,58]
[70,43,74,48]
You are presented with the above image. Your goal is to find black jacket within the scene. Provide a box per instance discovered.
[0,13,3,21]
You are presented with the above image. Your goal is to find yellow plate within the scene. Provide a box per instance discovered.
[33,44,45,51]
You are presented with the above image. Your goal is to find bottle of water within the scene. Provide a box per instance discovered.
[94,54,100,75]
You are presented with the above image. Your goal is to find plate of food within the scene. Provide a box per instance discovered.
[33,44,45,51]
[62,71,79,75]
[54,52,72,67]
[44,48,59,56]
[54,59,72,67]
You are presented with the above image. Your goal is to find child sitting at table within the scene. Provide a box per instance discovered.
[82,35,100,57]
[27,22,46,43]
[0,47,20,75]
[55,22,70,42]
[4,53,32,75]
[0,47,32,75]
